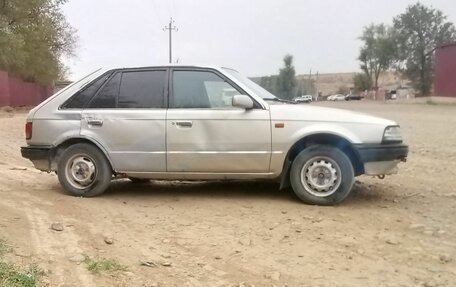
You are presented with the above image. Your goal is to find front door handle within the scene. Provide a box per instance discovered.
[174,121,193,128]
[86,118,103,126]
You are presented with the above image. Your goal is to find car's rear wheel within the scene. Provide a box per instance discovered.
[57,143,112,197]
[290,145,354,205]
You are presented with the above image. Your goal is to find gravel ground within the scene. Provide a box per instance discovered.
[0,101,455,287]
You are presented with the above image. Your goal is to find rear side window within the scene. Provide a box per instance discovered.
[61,72,112,109]
[87,73,121,108]
[118,70,166,108]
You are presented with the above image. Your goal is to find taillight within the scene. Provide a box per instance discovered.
[25,122,32,140]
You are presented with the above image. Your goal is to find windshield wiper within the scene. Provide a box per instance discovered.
[263,97,297,104]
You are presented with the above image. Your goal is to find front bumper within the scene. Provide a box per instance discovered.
[354,143,408,175]
[21,145,54,171]
[355,143,408,162]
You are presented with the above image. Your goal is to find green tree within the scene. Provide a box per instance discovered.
[0,0,77,84]
[393,3,456,96]
[353,73,372,92]
[358,23,396,90]
[277,54,296,100]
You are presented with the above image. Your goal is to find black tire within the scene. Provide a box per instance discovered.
[57,143,112,197]
[290,145,354,205]
[128,177,150,184]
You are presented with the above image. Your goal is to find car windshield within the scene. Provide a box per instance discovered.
[222,67,277,99]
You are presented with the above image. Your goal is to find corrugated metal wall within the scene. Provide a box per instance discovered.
[0,71,52,107]
[434,43,456,98]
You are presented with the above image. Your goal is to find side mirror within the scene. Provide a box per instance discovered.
[232,95,254,109]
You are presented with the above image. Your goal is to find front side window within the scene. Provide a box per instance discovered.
[118,70,166,108]
[172,70,242,109]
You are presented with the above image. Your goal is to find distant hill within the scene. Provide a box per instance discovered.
[252,71,408,96]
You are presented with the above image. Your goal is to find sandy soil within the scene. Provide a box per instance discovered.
[0,101,455,287]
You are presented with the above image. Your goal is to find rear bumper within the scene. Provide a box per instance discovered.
[354,143,408,175]
[21,145,54,171]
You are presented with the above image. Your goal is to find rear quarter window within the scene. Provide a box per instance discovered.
[61,72,113,109]
[87,73,121,108]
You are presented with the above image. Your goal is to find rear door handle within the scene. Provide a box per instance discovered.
[86,117,103,126]
[174,121,193,128]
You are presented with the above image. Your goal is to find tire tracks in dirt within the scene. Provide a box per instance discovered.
[1,167,97,287]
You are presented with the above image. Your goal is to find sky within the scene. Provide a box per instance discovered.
[62,0,456,80]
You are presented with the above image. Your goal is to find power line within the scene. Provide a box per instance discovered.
[163,17,178,64]
[171,0,176,18]
[151,0,162,25]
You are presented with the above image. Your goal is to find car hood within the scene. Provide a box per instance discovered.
[269,104,396,126]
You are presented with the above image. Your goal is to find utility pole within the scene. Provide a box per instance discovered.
[163,18,178,63]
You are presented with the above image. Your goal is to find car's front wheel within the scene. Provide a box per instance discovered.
[57,143,112,197]
[290,145,354,205]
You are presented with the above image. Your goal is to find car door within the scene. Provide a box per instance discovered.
[80,68,167,172]
[166,68,271,173]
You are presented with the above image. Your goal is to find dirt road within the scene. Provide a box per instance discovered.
[0,102,455,287]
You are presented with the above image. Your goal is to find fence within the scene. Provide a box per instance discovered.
[0,71,52,107]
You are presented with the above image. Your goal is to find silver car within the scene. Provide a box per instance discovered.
[294,95,313,103]
[21,65,408,205]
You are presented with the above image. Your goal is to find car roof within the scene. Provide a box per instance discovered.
[103,64,236,71]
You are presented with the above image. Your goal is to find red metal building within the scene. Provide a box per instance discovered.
[0,71,52,107]
[434,43,456,97]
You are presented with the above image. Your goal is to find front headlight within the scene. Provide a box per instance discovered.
[382,126,402,143]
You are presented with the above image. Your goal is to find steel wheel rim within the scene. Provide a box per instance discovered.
[300,156,342,197]
[65,154,97,190]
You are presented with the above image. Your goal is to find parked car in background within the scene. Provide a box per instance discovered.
[294,95,313,103]
[328,94,347,101]
[345,94,364,101]
[21,64,408,205]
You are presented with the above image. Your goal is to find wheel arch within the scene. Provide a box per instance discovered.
[279,133,363,189]
[51,137,115,172]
